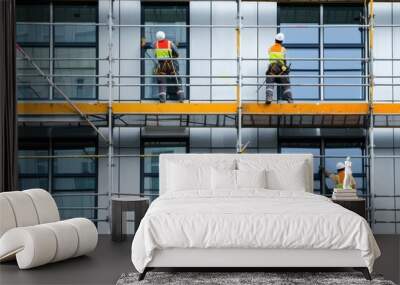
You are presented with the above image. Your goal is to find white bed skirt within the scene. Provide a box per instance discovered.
[148,248,366,268]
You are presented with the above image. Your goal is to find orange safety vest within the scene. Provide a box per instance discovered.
[154,39,173,59]
[268,43,286,65]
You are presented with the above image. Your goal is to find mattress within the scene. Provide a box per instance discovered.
[131,190,380,273]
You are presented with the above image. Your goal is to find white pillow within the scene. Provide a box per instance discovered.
[266,166,307,192]
[167,163,211,191]
[236,169,267,189]
[211,168,237,191]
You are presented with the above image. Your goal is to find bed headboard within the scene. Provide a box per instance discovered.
[159,154,314,195]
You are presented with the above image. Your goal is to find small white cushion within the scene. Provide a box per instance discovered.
[236,169,267,189]
[211,168,237,191]
[266,166,307,192]
[167,163,211,191]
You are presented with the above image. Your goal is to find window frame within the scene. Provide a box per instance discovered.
[277,4,366,101]
[16,1,99,101]
[140,2,190,101]
[278,136,366,196]
[140,137,189,198]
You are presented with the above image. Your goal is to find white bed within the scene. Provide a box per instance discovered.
[131,154,380,280]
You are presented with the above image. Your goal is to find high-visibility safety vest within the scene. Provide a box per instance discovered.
[154,39,173,59]
[268,43,286,65]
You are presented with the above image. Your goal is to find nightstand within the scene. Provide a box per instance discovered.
[332,198,366,219]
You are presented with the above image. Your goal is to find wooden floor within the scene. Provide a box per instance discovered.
[0,235,399,285]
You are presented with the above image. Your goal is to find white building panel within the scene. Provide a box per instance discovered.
[374,3,393,102]
[190,2,211,101]
[119,0,141,101]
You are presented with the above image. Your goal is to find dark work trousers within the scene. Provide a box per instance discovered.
[155,60,184,101]
[265,63,292,102]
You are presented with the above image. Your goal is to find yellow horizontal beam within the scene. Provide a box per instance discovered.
[113,102,237,114]
[373,103,400,115]
[17,102,400,116]
[18,102,108,115]
[243,103,370,115]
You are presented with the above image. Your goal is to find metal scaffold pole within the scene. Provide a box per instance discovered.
[236,0,243,153]
[107,0,114,228]
[368,0,375,228]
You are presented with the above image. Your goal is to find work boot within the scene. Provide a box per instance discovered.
[286,97,293,103]
[177,90,185,103]
[265,95,273,104]
[159,93,166,103]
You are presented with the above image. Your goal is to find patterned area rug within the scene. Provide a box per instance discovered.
[116,271,396,285]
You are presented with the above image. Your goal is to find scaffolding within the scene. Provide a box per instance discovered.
[16,0,400,232]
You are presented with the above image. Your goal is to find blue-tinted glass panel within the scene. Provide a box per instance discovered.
[324,49,362,70]
[290,71,319,100]
[144,6,187,44]
[54,48,96,99]
[19,178,49,190]
[53,177,96,191]
[54,193,96,220]
[281,25,319,45]
[325,27,362,44]
[143,145,186,174]
[286,49,319,70]
[279,5,319,44]
[19,150,49,174]
[16,4,50,43]
[144,49,187,100]
[324,71,362,100]
[17,47,50,100]
[54,4,97,44]
[53,148,96,175]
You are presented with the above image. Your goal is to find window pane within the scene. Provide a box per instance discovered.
[290,71,319,100]
[144,5,187,44]
[142,141,187,198]
[19,178,49,190]
[325,27,363,44]
[54,4,97,44]
[53,148,96,175]
[53,177,96,191]
[19,150,49,175]
[324,6,363,24]
[17,47,50,99]
[279,6,319,44]
[324,71,362,100]
[16,4,50,43]
[286,48,319,70]
[54,48,96,99]
[54,192,96,220]
[324,49,362,70]
[144,49,187,100]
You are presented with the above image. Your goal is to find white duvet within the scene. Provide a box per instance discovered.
[131,190,380,273]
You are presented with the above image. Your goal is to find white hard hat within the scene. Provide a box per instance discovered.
[336,162,345,170]
[275,33,285,42]
[156,31,166,41]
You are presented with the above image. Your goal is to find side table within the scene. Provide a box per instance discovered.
[332,198,366,219]
[111,197,149,242]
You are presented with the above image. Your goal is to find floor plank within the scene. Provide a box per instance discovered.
[0,235,398,285]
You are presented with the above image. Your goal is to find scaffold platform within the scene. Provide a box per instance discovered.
[17,102,400,128]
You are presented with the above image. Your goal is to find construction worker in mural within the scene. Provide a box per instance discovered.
[151,31,184,103]
[322,162,357,190]
[265,33,293,104]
